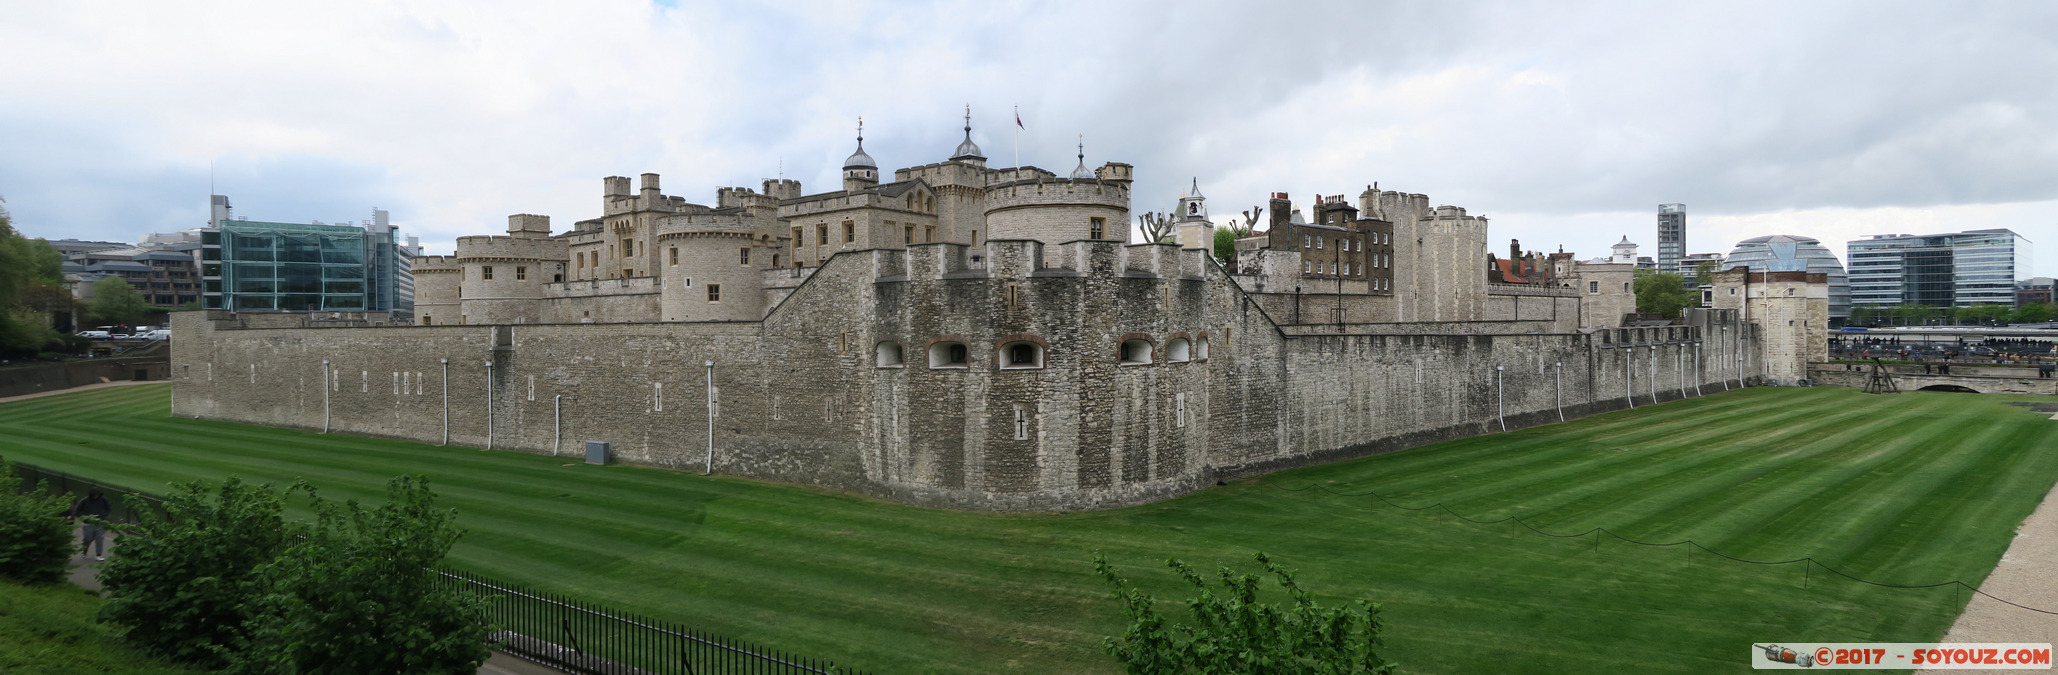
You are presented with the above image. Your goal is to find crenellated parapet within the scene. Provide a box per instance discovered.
[454,235,567,263]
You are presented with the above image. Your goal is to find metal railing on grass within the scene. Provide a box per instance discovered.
[7,461,867,675]
[436,567,864,675]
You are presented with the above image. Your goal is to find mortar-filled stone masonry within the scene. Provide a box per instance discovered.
[170,120,1805,511]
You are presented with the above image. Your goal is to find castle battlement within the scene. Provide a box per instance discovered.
[984,178,1131,212]
[454,235,567,262]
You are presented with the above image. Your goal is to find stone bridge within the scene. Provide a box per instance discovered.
[1808,362,2058,395]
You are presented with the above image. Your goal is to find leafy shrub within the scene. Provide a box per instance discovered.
[229,475,489,675]
[0,457,72,585]
[1094,552,1395,675]
[97,477,297,668]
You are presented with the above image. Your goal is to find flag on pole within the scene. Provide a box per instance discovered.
[1015,107,1024,129]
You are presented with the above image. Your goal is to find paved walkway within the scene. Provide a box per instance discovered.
[1917,475,2058,674]
[0,378,161,405]
[62,524,564,675]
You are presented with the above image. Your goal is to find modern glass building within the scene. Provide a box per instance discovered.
[1725,234,1851,320]
[1845,229,2027,309]
[1656,204,1686,274]
[199,195,415,314]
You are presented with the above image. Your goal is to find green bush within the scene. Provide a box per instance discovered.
[1095,552,1395,675]
[0,456,72,585]
[97,477,297,668]
[229,475,489,675]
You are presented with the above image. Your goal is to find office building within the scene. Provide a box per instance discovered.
[199,195,415,315]
[1845,229,2026,308]
[1656,203,1685,274]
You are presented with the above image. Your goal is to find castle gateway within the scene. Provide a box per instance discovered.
[170,119,1784,511]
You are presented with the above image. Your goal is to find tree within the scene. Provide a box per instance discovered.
[2011,302,2055,324]
[1095,552,1395,675]
[1213,227,1238,265]
[85,276,150,326]
[1848,305,1878,326]
[1692,260,1720,288]
[1138,212,1176,244]
[0,203,71,356]
[1889,303,1941,326]
[98,477,298,668]
[1957,303,2009,325]
[1632,269,1697,318]
[0,456,73,585]
[231,476,489,674]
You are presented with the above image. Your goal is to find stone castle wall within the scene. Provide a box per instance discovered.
[172,243,1765,512]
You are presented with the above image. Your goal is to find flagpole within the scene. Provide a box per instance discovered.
[1013,105,1021,180]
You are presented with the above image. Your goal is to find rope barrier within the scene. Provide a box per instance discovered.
[1271,479,2058,616]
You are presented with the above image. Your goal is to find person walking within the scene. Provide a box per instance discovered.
[69,489,112,561]
[2041,363,2054,379]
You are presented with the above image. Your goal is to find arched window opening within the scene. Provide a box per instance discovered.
[929,341,970,368]
[876,341,904,368]
[1001,341,1044,370]
[1167,338,1191,363]
[1119,339,1153,366]
[1195,337,1210,360]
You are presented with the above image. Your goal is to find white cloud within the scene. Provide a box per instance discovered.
[0,0,2051,276]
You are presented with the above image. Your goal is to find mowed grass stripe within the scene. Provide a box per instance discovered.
[4,384,2056,673]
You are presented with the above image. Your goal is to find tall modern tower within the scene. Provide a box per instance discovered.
[1656,204,1686,274]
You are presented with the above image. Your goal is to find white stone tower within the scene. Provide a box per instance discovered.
[1176,178,1215,251]
[1612,236,1638,264]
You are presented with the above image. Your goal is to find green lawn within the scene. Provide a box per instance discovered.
[0,579,202,675]
[2,384,2054,674]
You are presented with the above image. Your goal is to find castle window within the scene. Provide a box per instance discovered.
[553,273,563,282]
[707,284,721,302]
[1303,235,1311,248]
[482,266,494,280]
[1000,341,1044,370]
[1175,392,1187,427]
[422,316,432,325]
[1589,281,1599,294]
[842,221,855,244]
[670,247,679,266]
[926,196,934,213]
[1304,260,1312,273]
[577,255,585,269]
[1317,238,1324,249]
[970,230,977,244]
[906,195,915,210]
[876,341,904,368]
[740,248,750,265]
[1624,282,1631,292]
[793,227,803,248]
[1167,338,1191,363]
[1089,217,1106,240]
[817,224,828,246]
[1119,339,1153,366]
[905,225,915,245]
[929,341,969,369]
[516,266,527,281]
[1196,337,1210,360]
[772,254,779,267]
[925,225,935,242]
[1013,404,1029,440]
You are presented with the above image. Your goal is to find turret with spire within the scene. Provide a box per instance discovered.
[1175,177,1216,252]
[843,117,879,192]
[1069,135,1093,179]
[950,105,985,166]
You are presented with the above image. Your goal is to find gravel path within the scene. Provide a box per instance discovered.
[1919,475,2058,674]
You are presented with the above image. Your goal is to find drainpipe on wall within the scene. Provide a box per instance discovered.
[554,394,562,455]
[1495,365,1506,431]
[322,359,331,433]
[1648,344,1658,404]
[1554,362,1564,422]
[440,358,449,446]
[485,360,494,451]
[704,360,716,475]
[1625,348,1635,409]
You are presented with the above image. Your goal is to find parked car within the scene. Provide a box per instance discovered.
[78,330,111,340]
[107,333,130,340]
[143,329,171,341]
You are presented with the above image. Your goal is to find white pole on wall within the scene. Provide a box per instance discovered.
[703,360,716,475]
[1648,345,1658,404]
[322,359,331,433]
[1625,348,1635,409]
[1495,365,1506,431]
[484,360,494,451]
[1721,327,1732,390]
[1677,347,1686,399]
[1554,361,1564,422]
[553,394,562,455]
[439,358,449,446]
[1694,343,1704,397]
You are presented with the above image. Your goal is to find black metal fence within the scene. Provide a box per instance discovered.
[6,461,866,675]
[436,567,864,675]
[8,461,168,524]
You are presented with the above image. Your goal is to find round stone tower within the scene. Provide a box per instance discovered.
[983,171,1132,247]
[410,255,462,325]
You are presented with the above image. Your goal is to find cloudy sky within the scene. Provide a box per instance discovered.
[3,0,2053,275]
